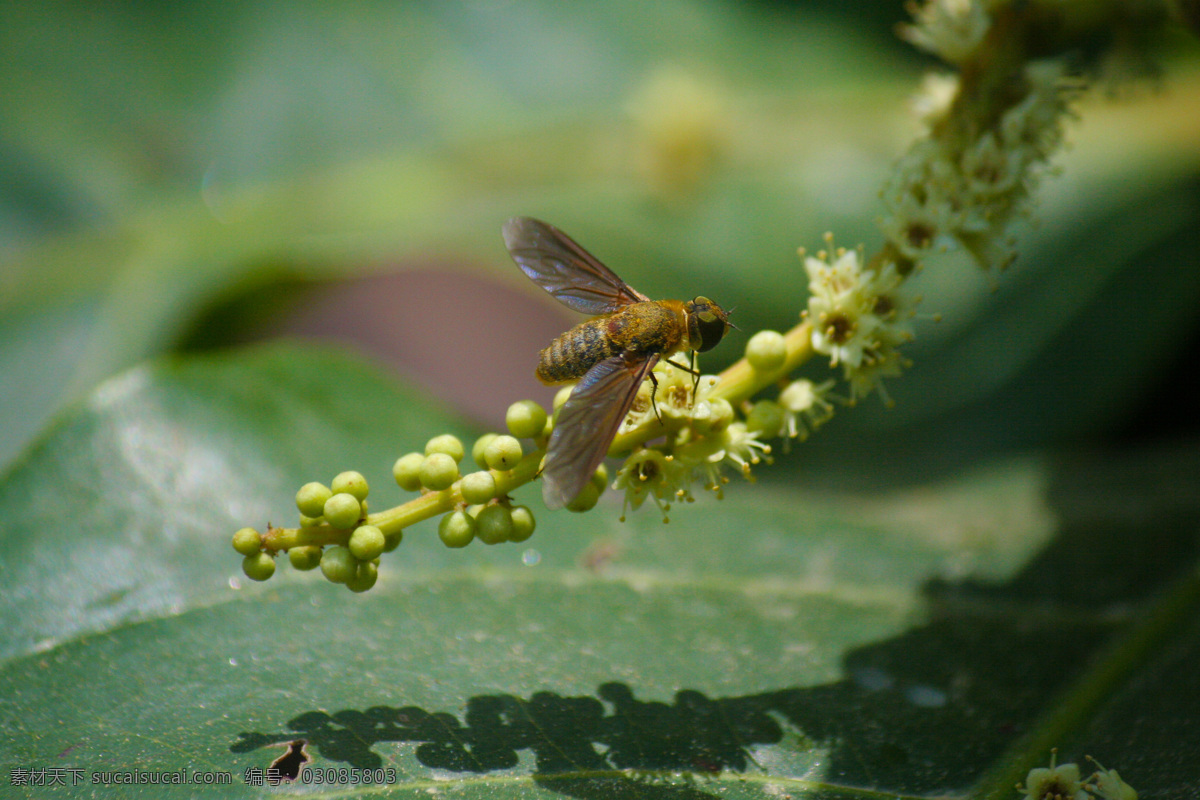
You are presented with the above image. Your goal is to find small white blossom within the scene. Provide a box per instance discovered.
[718,422,771,477]
[961,131,1020,199]
[859,262,919,347]
[900,0,991,64]
[879,140,964,260]
[613,449,682,522]
[1018,752,1090,800]
[912,72,961,127]
[845,344,907,407]
[779,379,836,442]
[1001,60,1074,158]
[1085,757,1137,800]
[618,361,701,434]
[805,246,882,369]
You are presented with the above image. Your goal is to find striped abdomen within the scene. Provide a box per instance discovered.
[536,317,618,384]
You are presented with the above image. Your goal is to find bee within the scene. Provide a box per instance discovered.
[503,216,732,510]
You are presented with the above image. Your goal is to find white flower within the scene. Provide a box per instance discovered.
[879,140,964,260]
[779,379,836,441]
[1018,752,1090,800]
[1085,757,1137,800]
[960,131,1020,199]
[844,343,907,407]
[859,262,919,347]
[718,422,771,477]
[613,449,686,522]
[911,72,960,127]
[618,361,702,434]
[900,0,991,64]
[805,246,882,368]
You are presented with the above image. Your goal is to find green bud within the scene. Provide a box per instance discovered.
[476,504,514,545]
[746,400,785,438]
[694,397,735,434]
[295,482,332,518]
[320,546,357,584]
[509,505,536,542]
[288,546,323,571]
[393,452,425,492]
[590,464,609,493]
[484,435,523,471]
[472,433,498,469]
[552,385,574,414]
[231,527,261,556]
[438,510,476,548]
[420,452,460,491]
[382,529,403,553]
[745,330,787,373]
[566,481,601,513]
[299,514,323,528]
[349,524,386,561]
[242,552,276,581]
[506,400,549,439]
[323,493,362,529]
[425,434,465,463]
[345,561,378,593]
[331,471,369,502]
[460,470,497,504]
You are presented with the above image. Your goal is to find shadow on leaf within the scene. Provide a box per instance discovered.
[232,447,1200,797]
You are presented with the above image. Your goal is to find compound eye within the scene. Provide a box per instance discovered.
[689,300,729,352]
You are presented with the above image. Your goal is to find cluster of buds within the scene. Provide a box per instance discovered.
[231,406,547,590]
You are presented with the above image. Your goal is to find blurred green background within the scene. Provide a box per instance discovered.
[3,2,1200,798]
[4,0,1197,485]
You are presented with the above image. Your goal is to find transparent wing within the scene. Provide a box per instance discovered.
[503,217,649,315]
[542,354,658,510]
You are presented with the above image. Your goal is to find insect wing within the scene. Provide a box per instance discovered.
[542,354,658,510]
[503,217,648,316]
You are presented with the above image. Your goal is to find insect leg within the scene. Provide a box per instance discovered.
[664,353,702,407]
[648,370,662,424]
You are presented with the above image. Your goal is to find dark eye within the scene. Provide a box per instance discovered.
[689,297,729,352]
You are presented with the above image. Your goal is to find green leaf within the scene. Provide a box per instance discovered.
[4,0,1199,484]
[2,343,1197,798]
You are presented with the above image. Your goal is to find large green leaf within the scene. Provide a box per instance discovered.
[2,343,1197,798]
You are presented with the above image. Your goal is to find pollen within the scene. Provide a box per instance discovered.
[823,313,855,345]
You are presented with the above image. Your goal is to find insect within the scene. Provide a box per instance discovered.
[503,216,732,510]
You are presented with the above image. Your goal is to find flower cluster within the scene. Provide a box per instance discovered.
[802,238,918,404]
[884,1,1079,271]
[1017,751,1138,800]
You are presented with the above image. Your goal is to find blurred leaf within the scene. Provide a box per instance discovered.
[1,343,1198,798]
[2,0,1199,480]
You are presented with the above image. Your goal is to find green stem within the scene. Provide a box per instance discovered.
[263,450,544,550]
